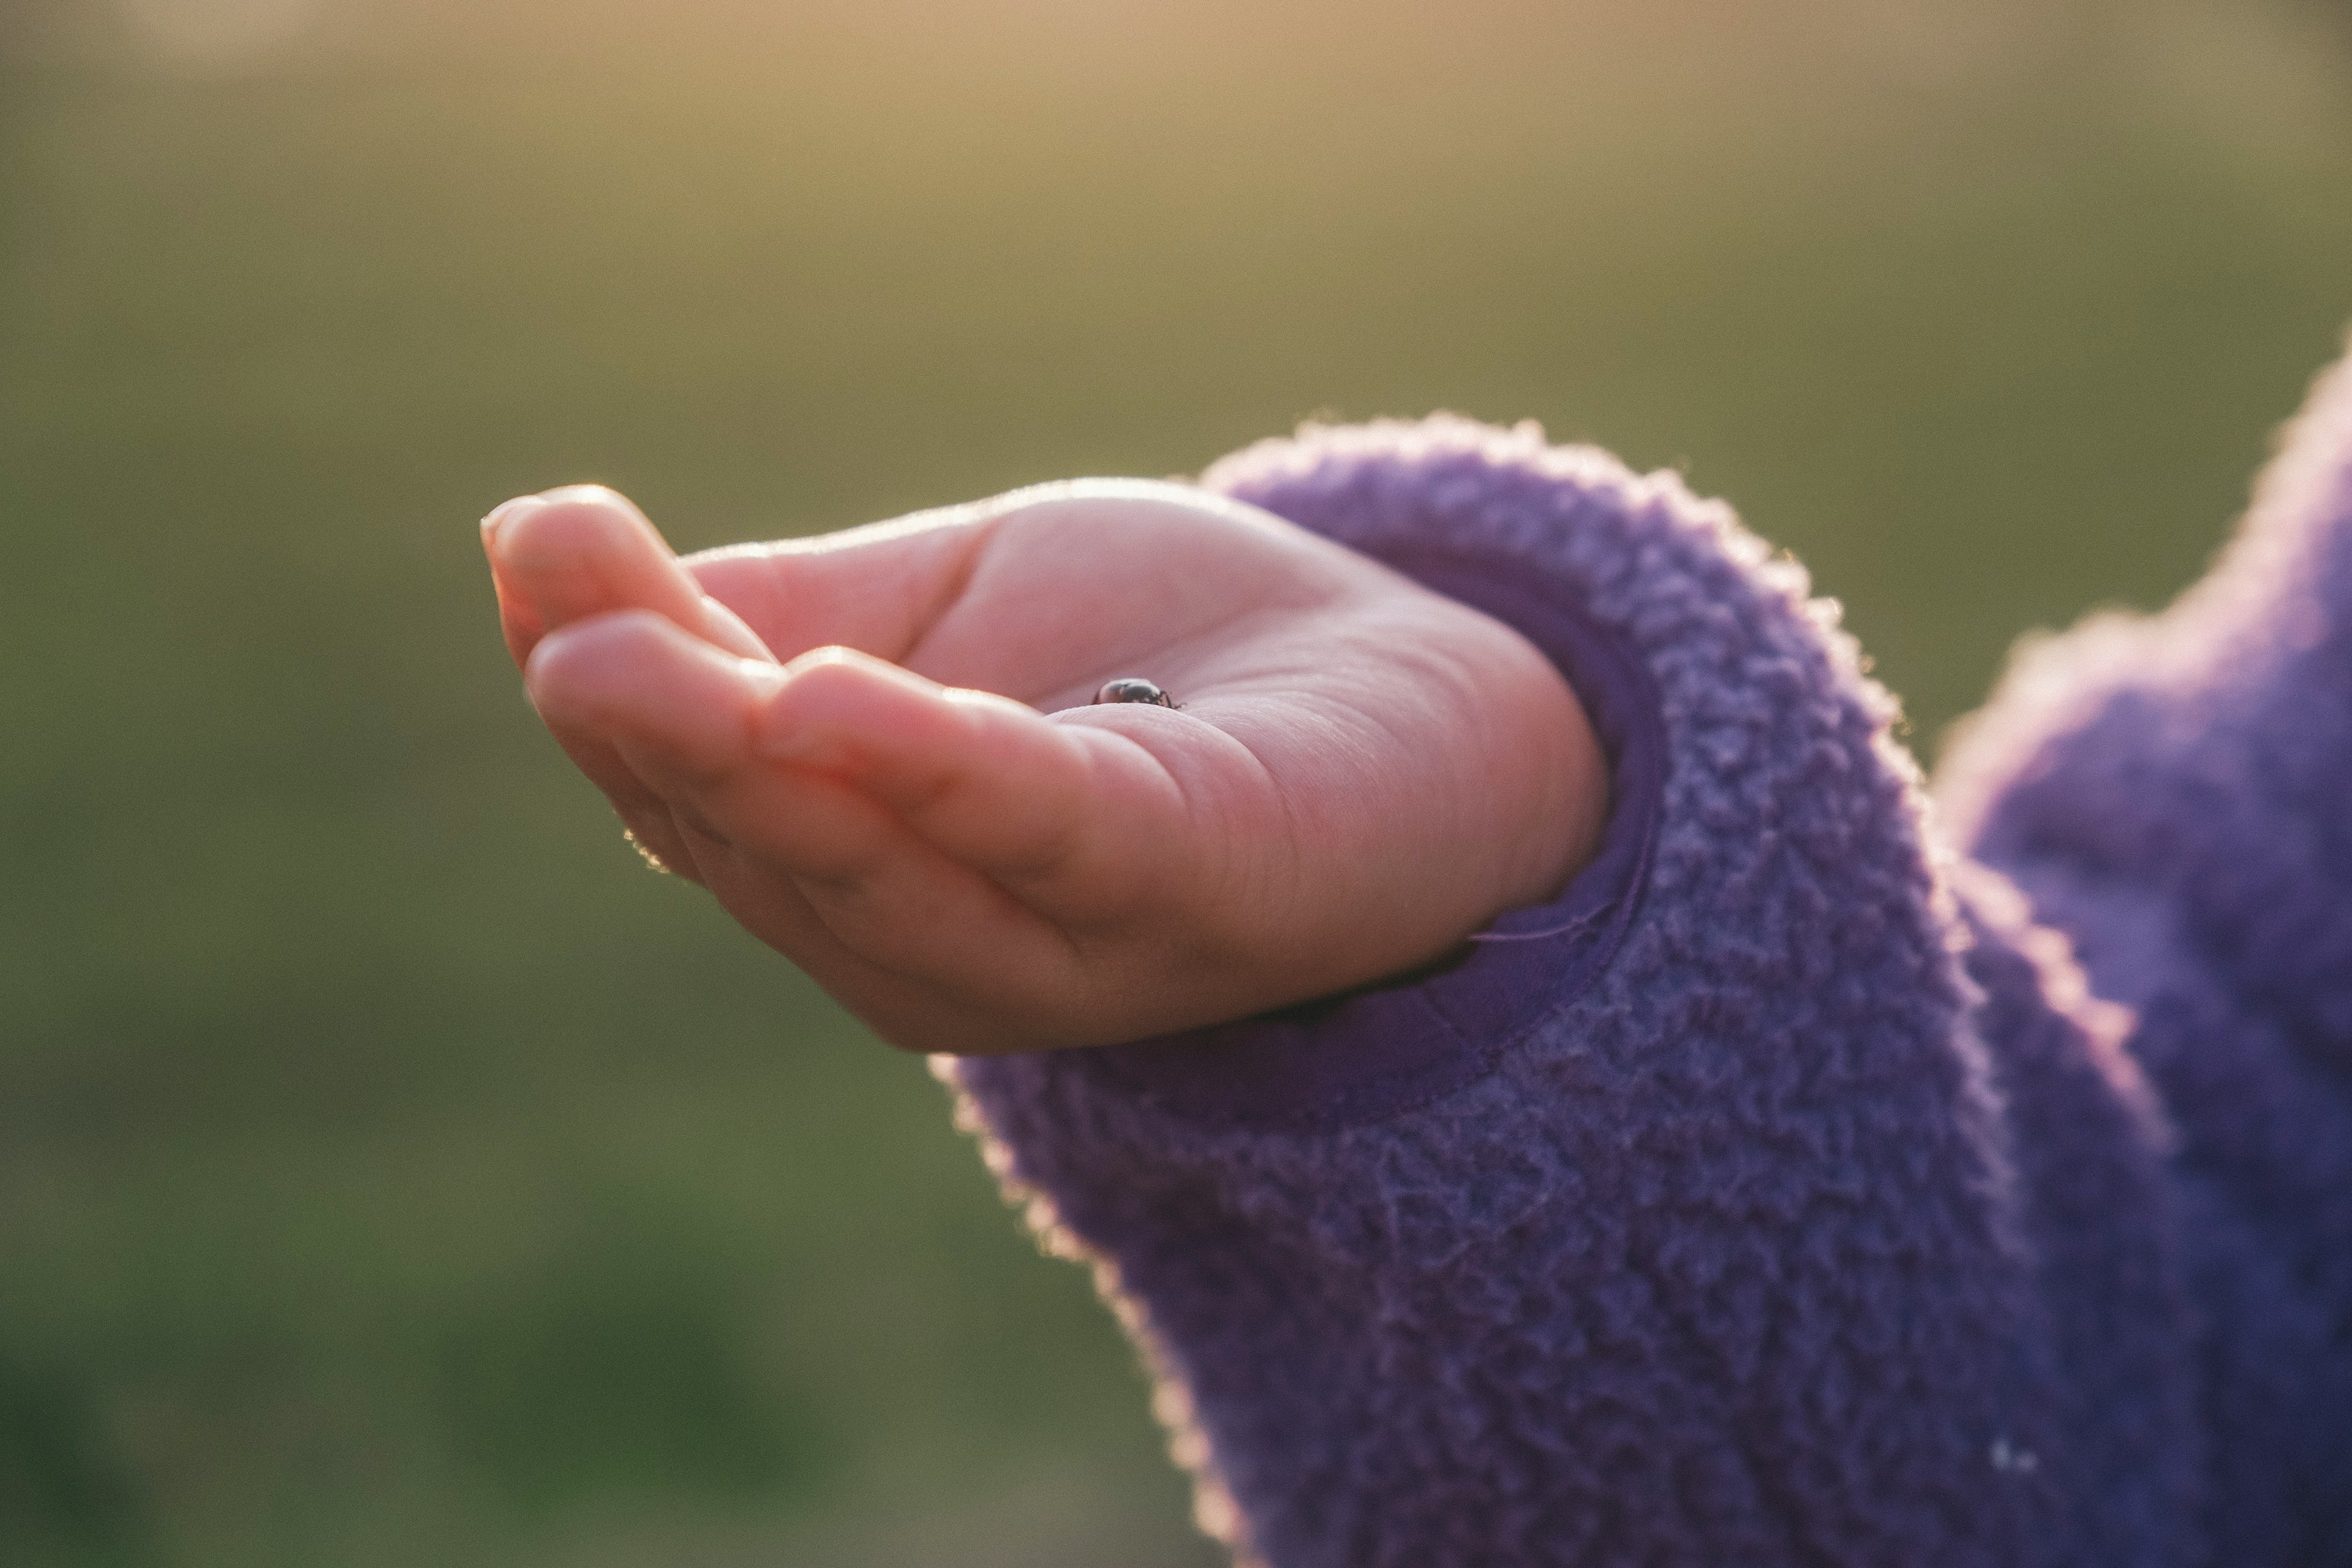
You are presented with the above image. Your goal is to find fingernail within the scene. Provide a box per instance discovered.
[480,494,545,551]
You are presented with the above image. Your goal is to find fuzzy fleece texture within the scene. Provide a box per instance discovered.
[945,341,2352,1566]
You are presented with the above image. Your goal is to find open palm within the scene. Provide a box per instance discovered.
[485,480,1603,1055]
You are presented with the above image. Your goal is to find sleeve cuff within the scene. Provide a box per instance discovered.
[1044,505,1669,1132]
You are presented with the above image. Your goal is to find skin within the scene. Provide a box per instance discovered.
[484,480,1608,1055]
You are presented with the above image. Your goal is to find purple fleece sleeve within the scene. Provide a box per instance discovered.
[1938,341,2352,1561]
[940,417,2226,1566]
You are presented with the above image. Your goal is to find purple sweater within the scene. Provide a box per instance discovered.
[946,340,2352,1567]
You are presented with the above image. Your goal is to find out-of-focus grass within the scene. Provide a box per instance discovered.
[0,2,2347,1562]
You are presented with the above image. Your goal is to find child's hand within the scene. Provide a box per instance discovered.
[483,481,1605,1054]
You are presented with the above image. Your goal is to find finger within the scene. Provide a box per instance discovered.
[522,612,911,882]
[482,495,638,816]
[483,506,549,667]
[528,613,1094,1003]
[751,646,1167,884]
[480,507,667,864]
[545,729,706,884]
[693,870,1061,1055]
[484,486,774,665]
[704,780,1090,1020]
[487,489,774,845]
[524,608,768,775]
[515,611,742,883]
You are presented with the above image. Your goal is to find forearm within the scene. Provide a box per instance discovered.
[945,420,2195,1566]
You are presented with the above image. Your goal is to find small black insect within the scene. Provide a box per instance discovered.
[1093,677,1176,708]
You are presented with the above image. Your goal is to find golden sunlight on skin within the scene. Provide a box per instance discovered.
[484,482,1608,1055]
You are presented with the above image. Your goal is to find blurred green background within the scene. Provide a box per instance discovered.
[1,0,2346,1562]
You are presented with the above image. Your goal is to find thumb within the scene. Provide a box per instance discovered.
[682,498,997,669]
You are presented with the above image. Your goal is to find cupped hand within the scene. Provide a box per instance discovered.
[483,480,1606,1055]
